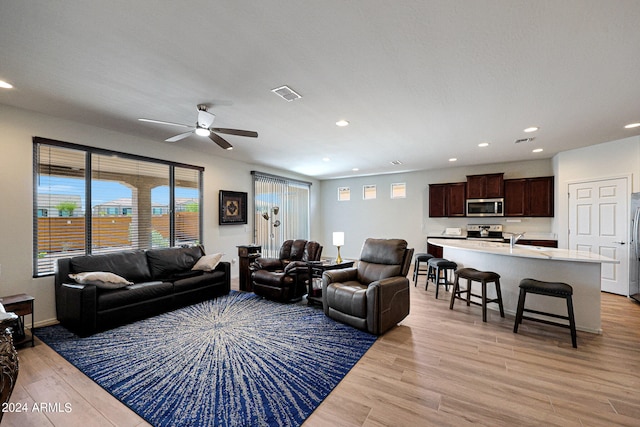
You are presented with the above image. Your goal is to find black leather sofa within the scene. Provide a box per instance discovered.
[55,245,230,336]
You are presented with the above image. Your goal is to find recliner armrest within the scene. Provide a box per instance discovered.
[251,257,284,271]
[322,267,358,286]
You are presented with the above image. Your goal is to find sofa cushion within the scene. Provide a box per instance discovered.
[325,281,368,318]
[69,271,133,289]
[173,271,226,293]
[146,246,204,280]
[70,250,152,283]
[97,281,173,311]
[192,253,223,272]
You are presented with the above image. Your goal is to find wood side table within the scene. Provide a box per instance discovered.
[237,245,262,291]
[0,294,35,347]
[305,260,355,306]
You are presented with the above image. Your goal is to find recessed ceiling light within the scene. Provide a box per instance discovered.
[478,142,490,147]
[0,80,13,89]
[624,122,640,129]
[322,157,330,162]
[336,120,349,127]
[449,158,457,162]
[352,168,359,172]
[524,127,539,133]
[532,148,543,153]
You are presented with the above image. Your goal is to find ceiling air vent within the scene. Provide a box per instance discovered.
[390,160,403,165]
[271,85,302,102]
[514,137,535,144]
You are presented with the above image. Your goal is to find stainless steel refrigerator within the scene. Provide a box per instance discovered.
[631,193,640,302]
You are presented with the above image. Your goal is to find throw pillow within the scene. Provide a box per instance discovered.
[69,271,133,289]
[192,253,223,272]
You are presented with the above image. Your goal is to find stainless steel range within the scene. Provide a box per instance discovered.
[466,224,504,242]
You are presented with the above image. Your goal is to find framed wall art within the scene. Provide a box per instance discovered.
[219,190,247,225]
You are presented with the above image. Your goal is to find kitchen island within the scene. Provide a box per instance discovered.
[427,238,619,333]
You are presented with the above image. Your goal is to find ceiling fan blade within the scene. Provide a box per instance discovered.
[139,118,192,128]
[197,109,216,128]
[165,131,194,142]
[211,128,258,138]
[209,132,233,150]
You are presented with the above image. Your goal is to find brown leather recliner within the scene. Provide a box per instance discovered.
[251,239,323,302]
[322,238,414,335]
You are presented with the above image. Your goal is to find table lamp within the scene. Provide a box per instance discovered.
[332,232,344,264]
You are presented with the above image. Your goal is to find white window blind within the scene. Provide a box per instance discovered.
[33,138,203,276]
[252,171,310,258]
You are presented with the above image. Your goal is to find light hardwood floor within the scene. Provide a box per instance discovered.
[4,276,640,426]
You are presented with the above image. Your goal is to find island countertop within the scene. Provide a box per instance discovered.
[427,238,618,264]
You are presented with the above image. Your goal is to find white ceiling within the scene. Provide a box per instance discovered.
[1,1,639,180]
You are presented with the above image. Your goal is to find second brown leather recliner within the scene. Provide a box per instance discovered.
[250,239,323,302]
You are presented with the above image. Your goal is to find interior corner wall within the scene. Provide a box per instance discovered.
[0,104,319,326]
[552,135,640,249]
[318,159,554,261]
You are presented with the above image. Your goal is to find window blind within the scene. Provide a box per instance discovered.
[252,171,311,258]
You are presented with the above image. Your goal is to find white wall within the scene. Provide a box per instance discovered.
[319,159,554,260]
[0,104,320,325]
[553,135,640,248]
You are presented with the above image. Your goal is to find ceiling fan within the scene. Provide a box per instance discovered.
[138,104,258,150]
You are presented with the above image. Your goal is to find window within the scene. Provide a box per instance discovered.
[252,171,310,258]
[34,137,203,276]
[337,187,350,201]
[363,184,377,200]
[391,183,406,199]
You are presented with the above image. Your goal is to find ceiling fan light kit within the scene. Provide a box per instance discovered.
[139,104,257,150]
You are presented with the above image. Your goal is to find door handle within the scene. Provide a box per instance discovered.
[613,241,626,245]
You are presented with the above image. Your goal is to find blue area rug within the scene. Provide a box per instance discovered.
[35,291,376,427]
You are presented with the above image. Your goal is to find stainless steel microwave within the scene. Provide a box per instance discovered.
[466,198,504,217]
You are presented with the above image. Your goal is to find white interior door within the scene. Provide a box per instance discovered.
[568,178,628,295]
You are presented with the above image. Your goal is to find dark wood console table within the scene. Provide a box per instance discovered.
[237,245,262,291]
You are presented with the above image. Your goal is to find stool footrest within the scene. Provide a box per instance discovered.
[521,314,571,330]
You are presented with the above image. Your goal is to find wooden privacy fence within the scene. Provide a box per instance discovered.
[37,212,198,253]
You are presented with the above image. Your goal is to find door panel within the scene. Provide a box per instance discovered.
[568,178,628,295]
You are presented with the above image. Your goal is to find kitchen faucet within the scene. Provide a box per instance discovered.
[504,232,525,248]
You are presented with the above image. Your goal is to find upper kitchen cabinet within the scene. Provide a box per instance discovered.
[429,182,466,217]
[504,176,554,217]
[466,173,504,199]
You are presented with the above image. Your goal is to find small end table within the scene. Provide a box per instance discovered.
[0,294,35,347]
[305,260,355,306]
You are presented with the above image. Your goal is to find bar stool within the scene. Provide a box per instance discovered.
[426,258,457,299]
[513,278,577,348]
[413,253,434,287]
[450,267,504,322]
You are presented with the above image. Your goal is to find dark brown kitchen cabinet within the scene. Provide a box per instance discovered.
[429,182,466,217]
[466,173,504,199]
[504,176,554,217]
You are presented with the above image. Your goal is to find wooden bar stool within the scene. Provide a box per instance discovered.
[450,267,504,322]
[513,278,577,348]
[413,253,434,287]
[427,258,457,299]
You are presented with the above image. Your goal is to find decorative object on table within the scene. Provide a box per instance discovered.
[0,327,19,422]
[332,231,344,264]
[219,190,248,225]
[250,240,322,302]
[323,238,414,335]
[34,291,376,427]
